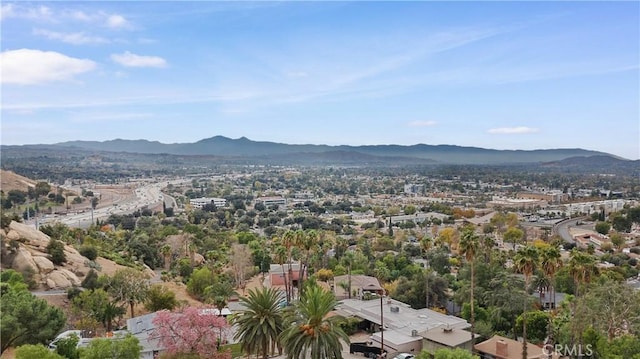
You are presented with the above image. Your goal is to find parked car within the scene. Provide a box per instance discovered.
[392,354,415,359]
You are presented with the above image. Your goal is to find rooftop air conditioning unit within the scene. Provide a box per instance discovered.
[390,306,400,313]
[411,329,418,337]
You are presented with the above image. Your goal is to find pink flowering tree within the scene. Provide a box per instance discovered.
[151,306,231,359]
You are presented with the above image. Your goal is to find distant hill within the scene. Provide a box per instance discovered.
[52,136,618,165]
[540,155,640,174]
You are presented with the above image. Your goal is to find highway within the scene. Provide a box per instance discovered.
[35,182,169,229]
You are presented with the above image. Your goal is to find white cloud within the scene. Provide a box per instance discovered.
[0,3,15,20]
[487,126,539,134]
[33,28,109,45]
[1,4,53,21]
[1,49,96,85]
[107,14,129,29]
[408,120,438,127]
[110,51,167,68]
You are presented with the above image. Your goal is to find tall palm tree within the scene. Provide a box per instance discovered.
[283,230,296,302]
[274,244,290,303]
[342,251,355,299]
[233,287,284,359]
[280,286,349,359]
[568,249,598,297]
[540,246,562,309]
[513,245,539,359]
[298,230,319,293]
[459,228,479,347]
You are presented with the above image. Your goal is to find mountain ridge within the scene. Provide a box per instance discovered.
[37,136,626,165]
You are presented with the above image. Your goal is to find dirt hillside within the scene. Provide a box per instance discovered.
[0,170,36,192]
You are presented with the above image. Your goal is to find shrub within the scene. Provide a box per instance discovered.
[67,287,83,300]
[145,284,178,312]
[81,269,101,290]
[47,239,66,265]
[79,245,98,261]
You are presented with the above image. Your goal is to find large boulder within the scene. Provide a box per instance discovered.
[9,221,51,249]
[33,256,55,274]
[6,230,21,241]
[46,269,81,289]
[193,253,205,266]
[13,247,38,273]
[47,270,72,289]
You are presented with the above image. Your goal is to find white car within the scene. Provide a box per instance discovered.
[393,354,415,359]
[48,330,82,350]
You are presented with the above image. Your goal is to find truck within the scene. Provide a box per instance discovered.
[349,342,386,358]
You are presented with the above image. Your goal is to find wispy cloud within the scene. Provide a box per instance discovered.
[408,120,437,127]
[33,28,110,45]
[1,3,53,21]
[0,49,96,85]
[106,14,129,29]
[487,126,539,134]
[111,51,167,68]
[2,3,132,29]
[70,112,153,124]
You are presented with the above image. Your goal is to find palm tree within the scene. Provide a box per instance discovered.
[420,236,433,308]
[233,287,284,359]
[283,230,296,302]
[459,228,479,347]
[274,244,290,304]
[342,251,355,299]
[160,244,172,270]
[540,246,562,309]
[298,230,319,293]
[280,285,349,359]
[513,246,539,359]
[568,249,598,297]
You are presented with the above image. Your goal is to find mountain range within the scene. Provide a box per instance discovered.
[51,136,623,165]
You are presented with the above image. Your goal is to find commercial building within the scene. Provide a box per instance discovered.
[189,197,226,209]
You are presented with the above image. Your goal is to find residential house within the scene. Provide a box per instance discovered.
[420,327,473,356]
[333,275,384,299]
[474,335,560,359]
[336,298,469,355]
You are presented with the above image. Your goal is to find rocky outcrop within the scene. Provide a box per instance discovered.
[9,221,50,250]
[2,221,108,290]
[32,256,55,274]
[12,247,38,274]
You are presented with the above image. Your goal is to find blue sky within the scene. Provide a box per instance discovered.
[2,1,639,159]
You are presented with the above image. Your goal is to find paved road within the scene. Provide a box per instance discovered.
[553,217,586,244]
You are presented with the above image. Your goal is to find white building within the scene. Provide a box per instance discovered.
[255,196,287,207]
[336,298,469,354]
[190,197,226,209]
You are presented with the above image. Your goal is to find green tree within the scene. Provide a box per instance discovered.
[595,221,611,235]
[574,279,640,341]
[47,239,67,265]
[416,347,480,359]
[145,284,178,312]
[105,268,150,318]
[513,246,539,359]
[503,227,524,250]
[1,288,65,353]
[55,334,80,359]
[280,286,349,359]
[515,310,551,344]
[233,287,285,359]
[540,246,562,309]
[72,288,124,333]
[459,227,479,347]
[79,333,141,359]
[568,249,598,297]
[15,344,64,359]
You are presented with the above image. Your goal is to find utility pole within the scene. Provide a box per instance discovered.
[380,292,385,358]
